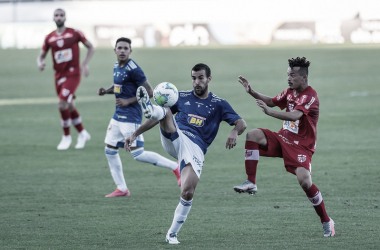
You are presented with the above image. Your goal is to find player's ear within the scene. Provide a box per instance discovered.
[208,76,212,82]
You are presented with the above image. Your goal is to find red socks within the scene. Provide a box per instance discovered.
[71,109,84,133]
[304,184,330,223]
[245,140,259,184]
[60,109,71,135]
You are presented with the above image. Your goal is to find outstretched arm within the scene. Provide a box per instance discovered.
[81,40,95,77]
[125,119,160,151]
[225,118,247,149]
[256,100,303,121]
[238,75,275,107]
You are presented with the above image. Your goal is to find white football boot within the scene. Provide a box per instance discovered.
[166,232,180,244]
[322,218,335,237]
[75,129,91,149]
[57,135,72,150]
[233,180,258,195]
[136,86,153,119]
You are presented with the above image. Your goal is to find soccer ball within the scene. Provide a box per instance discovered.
[153,82,179,107]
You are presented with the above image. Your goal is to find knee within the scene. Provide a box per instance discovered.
[298,178,312,190]
[246,129,261,142]
[181,189,194,201]
[131,148,145,161]
[58,100,69,110]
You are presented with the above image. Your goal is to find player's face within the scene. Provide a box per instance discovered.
[192,70,211,98]
[287,67,306,91]
[114,41,132,62]
[53,10,66,28]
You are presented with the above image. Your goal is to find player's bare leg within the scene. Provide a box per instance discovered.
[234,129,266,194]
[166,164,199,244]
[295,167,334,236]
[159,108,177,133]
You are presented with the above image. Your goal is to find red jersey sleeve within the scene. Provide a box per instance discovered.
[294,94,317,115]
[74,29,88,44]
[272,89,289,110]
[42,35,50,52]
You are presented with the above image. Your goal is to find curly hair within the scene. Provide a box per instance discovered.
[288,57,310,76]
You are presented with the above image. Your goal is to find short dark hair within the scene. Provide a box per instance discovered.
[115,37,132,48]
[288,57,310,76]
[54,8,65,16]
[192,63,211,77]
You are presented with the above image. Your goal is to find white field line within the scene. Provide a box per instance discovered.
[0,96,108,106]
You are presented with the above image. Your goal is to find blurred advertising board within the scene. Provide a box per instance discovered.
[1,16,380,49]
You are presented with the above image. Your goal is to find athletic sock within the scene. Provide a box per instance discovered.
[304,184,330,223]
[150,105,166,121]
[71,109,84,133]
[245,140,259,184]
[60,109,71,136]
[105,147,128,191]
[131,148,177,170]
[168,198,193,234]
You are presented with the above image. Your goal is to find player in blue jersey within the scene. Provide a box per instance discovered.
[125,63,247,244]
[97,37,181,198]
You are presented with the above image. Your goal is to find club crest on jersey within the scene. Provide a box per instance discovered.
[188,114,206,127]
[57,39,64,47]
[62,88,70,97]
[298,154,307,163]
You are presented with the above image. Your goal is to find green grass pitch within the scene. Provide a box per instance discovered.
[0,45,379,249]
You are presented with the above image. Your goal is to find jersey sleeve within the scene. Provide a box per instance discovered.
[169,96,180,114]
[74,29,88,44]
[220,100,241,125]
[131,67,147,87]
[42,35,50,52]
[272,89,289,110]
[294,94,317,115]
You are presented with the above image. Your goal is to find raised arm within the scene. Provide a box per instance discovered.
[37,50,48,71]
[125,118,159,151]
[256,99,303,121]
[81,40,95,77]
[238,75,275,107]
[225,118,247,149]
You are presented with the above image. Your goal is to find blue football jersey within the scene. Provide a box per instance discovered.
[170,90,241,154]
[112,59,147,123]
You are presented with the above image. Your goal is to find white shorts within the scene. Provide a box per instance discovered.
[105,118,144,148]
[160,120,204,179]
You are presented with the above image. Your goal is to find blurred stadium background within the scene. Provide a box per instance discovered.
[0,0,379,49]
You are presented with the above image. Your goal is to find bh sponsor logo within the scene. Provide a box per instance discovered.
[188,114,206,127]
